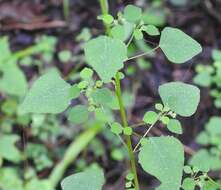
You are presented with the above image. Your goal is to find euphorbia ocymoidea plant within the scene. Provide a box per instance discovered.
[19,2,204,190]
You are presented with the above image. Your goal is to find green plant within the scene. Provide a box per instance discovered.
[194,49,221,108]
[179,116,221,190]
[16,2,207,189]
[0,35,58,190]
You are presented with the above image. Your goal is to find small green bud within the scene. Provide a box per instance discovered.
[123,127,133,136]
[155,103,163,111]
[110,122,123,135]
[96,80,103,88]
[80,67,94,79]
[160,116,170,125]
[77,81,89,89]
[126,172,134,181]
[88,105,95,112]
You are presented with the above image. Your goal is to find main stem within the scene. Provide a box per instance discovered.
[98,1,139,189]
[99,0,111,34]
[115,73,140,190]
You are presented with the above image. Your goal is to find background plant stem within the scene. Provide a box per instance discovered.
[115,73,140,190]
[63,0,70,20]
[49,125,102,187]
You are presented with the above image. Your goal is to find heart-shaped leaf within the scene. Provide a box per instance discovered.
[84,36,127,83]
[19,69,71,114]
[159,27,202,64]
[159,82,200,117]
[139,136,184,190]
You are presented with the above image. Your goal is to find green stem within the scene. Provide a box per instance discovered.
[99,0,111,34]
[126,46,159,61]
[99,0,109,15]
[63,0,70,20]
[49,125,102,187]
[207,175,221,188]
[98,1,139,189]
[115,72,140,190]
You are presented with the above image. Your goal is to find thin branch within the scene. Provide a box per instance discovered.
[133,114,161,152]
[207,175,221,188]
[126,33,134,47]
[130,122,146,128]
[126,46,159,61]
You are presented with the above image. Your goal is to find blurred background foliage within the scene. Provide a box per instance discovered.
[0,0,221,189]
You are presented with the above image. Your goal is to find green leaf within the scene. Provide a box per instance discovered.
[159,27,202,64]
[167,119,183,134]
[205,117,221,136]
[139,136,184,190]
[0,37,11,64]
[97,14,114,25]
[58,50,72,63]
[126,172,134,181]
[133,29,143,40]
[0,167,23,190]
[155,103,163,111]
[19,69,71,114]
[193,71,211,87]
[123,5,142,23]
[142,7,166,27]
[212,49,221,61]
[0,62,27,97]
[91,88,118,109]
[111,25,125,41]
[143,111,158,125]
[69,84,81,99]
[110,122,123,135]
[80,67,94,79]
[189,150,211,172]
[111,148,124,161]
[196,132,210,145]
[94,107,114,123]
[61,168,105,190]
[123,127,133,136]
[24,179,54,190]
[68,105,89,124]
[84,36,127,83]
[141,25,160,36]
[159,82,200,117]
[77,81,88,89]
[183,166,192,174]
[0,135,21,163]
[160,116,170,125]
[182,178,196,190]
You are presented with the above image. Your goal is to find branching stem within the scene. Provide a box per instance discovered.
[133,114,162,152]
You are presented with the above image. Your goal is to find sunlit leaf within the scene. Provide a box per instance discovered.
[139,136,184,190]
[61,168,105,190]
[159,82,200,117]
[84,36,127,83]
[123,5,142,23]
[159,27,202,64]
[19,69,71,114]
